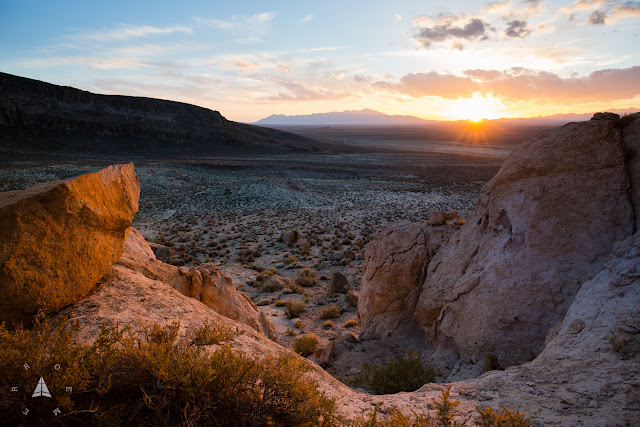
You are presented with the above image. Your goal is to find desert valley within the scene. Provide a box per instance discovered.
[1,1,640,425]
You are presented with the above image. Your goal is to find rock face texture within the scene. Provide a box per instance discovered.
[462,232,640,426]
[358,222,453,339]
[117,229,278,342]
[0,72,327,157]
[0,163,139,324]
[360,113,640,379]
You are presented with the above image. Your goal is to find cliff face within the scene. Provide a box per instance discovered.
[0,72,322,156]
[359,113,640,380]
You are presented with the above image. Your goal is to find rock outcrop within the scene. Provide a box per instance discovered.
[358,222,453,339]
[116,229,278,342]
[360,113,640,379]
[0,72,327,157]
[0,163,139,324]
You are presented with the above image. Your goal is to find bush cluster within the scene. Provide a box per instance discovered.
[350,351,437,395]
[0,314,336,426]
[294,333,320,357]
[320,304,343,319]
[285,300,307,319]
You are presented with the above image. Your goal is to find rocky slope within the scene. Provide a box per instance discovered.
[359,113,640,382]
[0,72,333,157]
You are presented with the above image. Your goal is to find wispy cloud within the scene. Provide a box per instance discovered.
[412,15,493,49]
[69,25,192,42]
[299,14,314,24]
[197,12,276,34]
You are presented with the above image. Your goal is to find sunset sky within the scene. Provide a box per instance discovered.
[1,0,639,122]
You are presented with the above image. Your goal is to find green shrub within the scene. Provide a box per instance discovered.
[294,320,304,329]
[294,333,319,357]
[344,319,358,328]
[285,301,307,319]
[351,351,437,394]
[320,304,342,319]
[0,314,336,426]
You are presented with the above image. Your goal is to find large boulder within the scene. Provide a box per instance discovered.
[414,114,638,378]
[358,222,453,339]
[117,230,278,342]
[0,164,139,324]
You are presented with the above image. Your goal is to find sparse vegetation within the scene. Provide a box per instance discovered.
[350,351,437,394]
[324,320,334,328]
[294,333,320,357]
[296,267,318,287]
[320,304,343,319]
[344,319,358,328]
[348,385,532,426]
[0,314,336,425]
[285,300,307,319]
[284,255,299,265]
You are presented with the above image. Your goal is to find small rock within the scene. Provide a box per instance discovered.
[427,211,446,226]
[328,272,350,295]
[591,112,620,120]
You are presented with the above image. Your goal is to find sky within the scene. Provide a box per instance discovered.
[1,0,639,122]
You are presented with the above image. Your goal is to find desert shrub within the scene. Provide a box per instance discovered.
[285,300,307,319]
[320,304,343,319]
[475,405,532,426]
[254,268,277,287]
[294,320,304,329]
[294,333,320,357]
[609,331,637,359]
[274,299,286,307]
[344,319,358,328]
[296,267,318,287]
[0,314,335,426]
[324,320,334,329]
[284,255,299,265]
[351,351,437,394]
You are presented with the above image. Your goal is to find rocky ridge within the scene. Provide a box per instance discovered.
[359,113,640,382]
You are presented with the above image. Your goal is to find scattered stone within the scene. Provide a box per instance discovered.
[328,272,351,295]
[148,241,172,261]
[279,229,300,246]
[426,211,446,226]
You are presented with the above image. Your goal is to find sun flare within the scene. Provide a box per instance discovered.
[448,92,504,121]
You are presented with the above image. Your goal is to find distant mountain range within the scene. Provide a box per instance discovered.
[253,109,435,126]
[253,108,639,126]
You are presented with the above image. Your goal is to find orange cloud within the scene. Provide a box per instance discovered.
[372,66,640,102]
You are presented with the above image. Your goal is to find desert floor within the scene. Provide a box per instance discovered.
[0,148,505,383]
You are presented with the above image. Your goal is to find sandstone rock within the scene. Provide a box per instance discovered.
[0,163,139,324]
[426,211,446,226]
[328,272,350,295]
[358,222,454,339]
[259,275,296,293]
[316,341,336,367]
[116,230,278,342]
[330,251,345,261]
[465,232,640,426]
[347,290,359,308]
[148,241,172,261]
[414,116,638,379]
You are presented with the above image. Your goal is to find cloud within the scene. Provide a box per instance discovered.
[612,1,640,18]
[413,17,492,49]
[372,66,640,102]
[505,20,532,37]
[372,71,480,99]
[482,1,514,15]
[393,14,403,22]
[265,81,349,101]
[299,14,313,24]
[70,25,192,42]
[589,9,608,23]
[197,12,276,35]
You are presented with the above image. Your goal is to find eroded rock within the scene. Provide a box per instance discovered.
[0,163,139,324]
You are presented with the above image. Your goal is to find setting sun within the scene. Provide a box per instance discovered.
[447,92,504,121]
